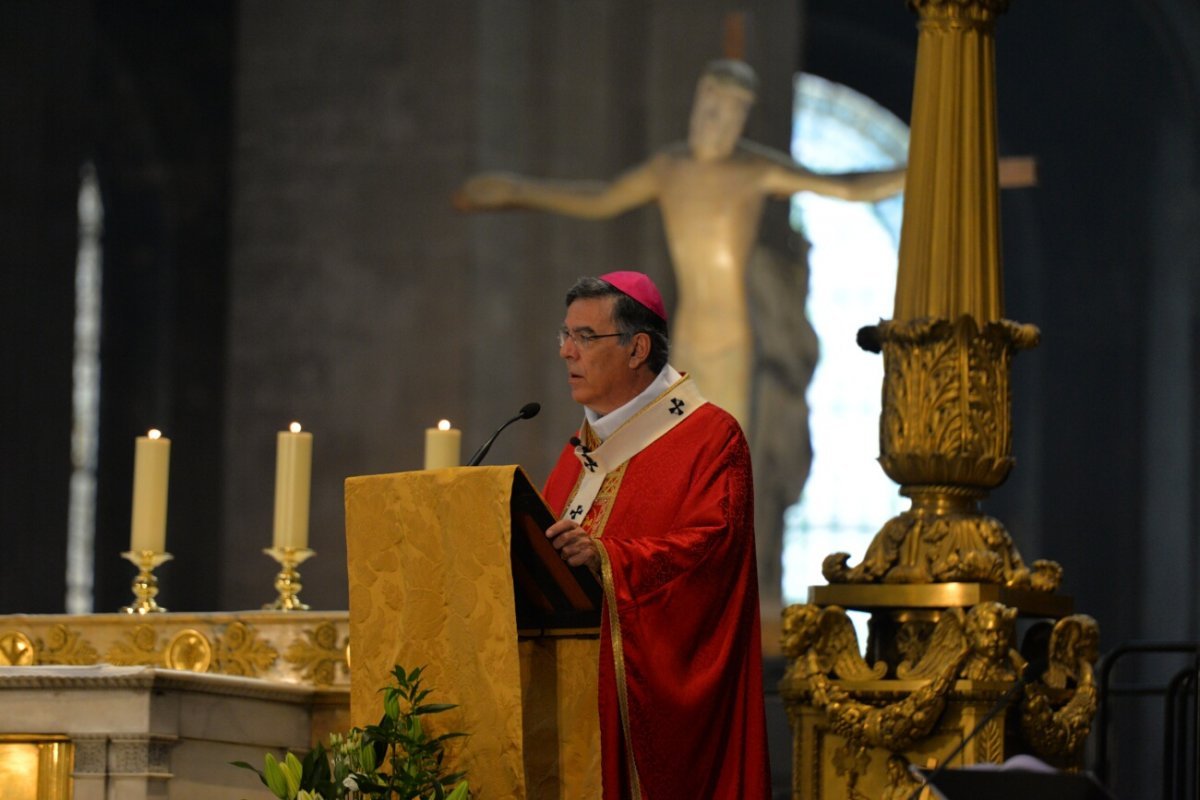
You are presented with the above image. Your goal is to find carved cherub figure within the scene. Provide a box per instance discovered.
[961,601,1022,681]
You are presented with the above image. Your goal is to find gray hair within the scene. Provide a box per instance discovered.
[565,276,669,373]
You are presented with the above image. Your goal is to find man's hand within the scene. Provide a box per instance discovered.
[547,518,601,576]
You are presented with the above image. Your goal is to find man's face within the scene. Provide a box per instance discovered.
[687,76,754,162]
[560,296,640,414]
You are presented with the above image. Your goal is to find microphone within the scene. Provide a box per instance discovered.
[466,402,541,467]
[569,436,589,452]
[906,658,1048,800]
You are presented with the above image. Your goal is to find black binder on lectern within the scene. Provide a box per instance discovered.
[508,468,602,631]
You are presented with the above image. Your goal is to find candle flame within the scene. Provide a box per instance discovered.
[438,419,452,431]
[290,421,303,433]
[148,429,162,440]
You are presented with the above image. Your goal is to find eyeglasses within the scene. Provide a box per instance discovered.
[557,328,625,349]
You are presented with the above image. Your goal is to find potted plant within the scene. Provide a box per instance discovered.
[236,665,469,800]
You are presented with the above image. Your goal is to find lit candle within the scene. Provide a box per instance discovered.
[424,419,461,470]
[273,421,313,550]
[130,429,170,553]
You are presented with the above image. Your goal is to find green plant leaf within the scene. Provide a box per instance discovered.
[282,752,303,797]
[262,754,289,799]
[237,663,467,800]
[384,691,401,721]
[360,740,377,774]
[230,760,268,789]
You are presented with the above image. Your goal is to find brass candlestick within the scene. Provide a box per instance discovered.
[263,547,315,611]
[119,550,173,614]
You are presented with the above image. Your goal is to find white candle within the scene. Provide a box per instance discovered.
[273,422,313,550]
[130,429,170,553]
[424,419,461,470]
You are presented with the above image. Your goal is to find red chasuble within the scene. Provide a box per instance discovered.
[543,402,771,800]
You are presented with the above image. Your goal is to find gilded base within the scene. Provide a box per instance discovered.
[781,602,1099,797]
[262,547,315,611]
[119,551,173,614]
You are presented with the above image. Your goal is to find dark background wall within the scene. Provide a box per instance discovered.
[3,1,1199,795]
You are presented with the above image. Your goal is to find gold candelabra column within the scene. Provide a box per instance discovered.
[784,2,1100,796]
[823,0,1060,592]
[894,0,1010,325]
[119,550,173,614]
[263,547,315,611]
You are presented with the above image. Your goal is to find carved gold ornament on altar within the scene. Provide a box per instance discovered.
[0,613,349,688]
[780,0,1101,797]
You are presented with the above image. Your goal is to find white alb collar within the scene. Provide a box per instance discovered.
[584,364,681,442]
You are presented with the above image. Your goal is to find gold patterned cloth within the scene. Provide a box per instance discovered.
[345,466,600,800]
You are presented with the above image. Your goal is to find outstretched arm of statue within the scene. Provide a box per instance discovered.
[760,156,906,203]
[453,159,660,219]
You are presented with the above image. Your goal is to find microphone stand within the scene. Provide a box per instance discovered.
[466,403,540,467]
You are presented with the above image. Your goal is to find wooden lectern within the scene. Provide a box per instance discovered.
[344,466,602,799]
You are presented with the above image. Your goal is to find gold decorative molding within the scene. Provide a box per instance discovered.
[214,621,277,677]
[106,624,164,667]
[834,317,1060,591]
[868,317,1039,485]
[0,612,349,688]
[38,624,99,665]
[782,601,1101,795]
[907,0,1009,29]
[285,621,349,687]
[0,632,35,666]
[808,582,1073,617]
[165,629,213,673]
[1018,615,1100,766]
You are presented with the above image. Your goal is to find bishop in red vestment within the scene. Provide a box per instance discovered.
[544,272,771,800]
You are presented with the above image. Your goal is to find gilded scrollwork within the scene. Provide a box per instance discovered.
[803,644,962,752]
[213,621,277,677]
[823,501,1062,590]
[106,624,165,666]
[896,608,968,681]
[285,621,349,686]
[826,315,1061,593]
[38,624,100,665]
[792,602,969,754]
[1019,615,1100,766]
[781,605,885,682]
[873,316,1037,485]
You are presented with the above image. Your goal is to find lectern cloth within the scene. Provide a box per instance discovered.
[543,401,771,800]
[345,466,601,800]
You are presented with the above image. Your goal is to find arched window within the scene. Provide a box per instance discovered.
[782,73,908,606]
